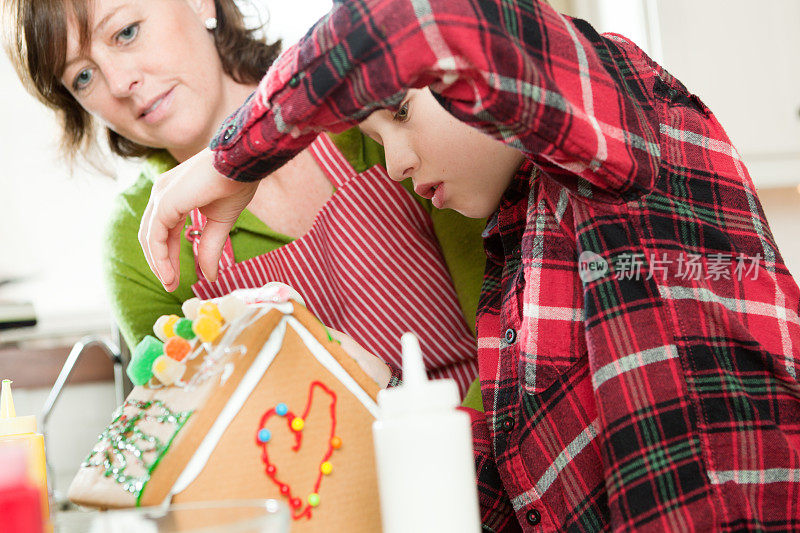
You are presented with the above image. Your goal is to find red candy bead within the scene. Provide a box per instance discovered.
[164,336,191,362]
[290,498,301,509]
[267,465,276,475]
[280,485,289,495]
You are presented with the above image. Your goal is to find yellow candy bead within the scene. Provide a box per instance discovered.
[320,462,332,475]
[163,315,180,338]
[198,302,223,323]
[291,417,304,432]
[193,315,222,343]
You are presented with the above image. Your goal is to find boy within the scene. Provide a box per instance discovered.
[141,0,800,530]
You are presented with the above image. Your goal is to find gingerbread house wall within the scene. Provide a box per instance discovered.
[167,316,383,531]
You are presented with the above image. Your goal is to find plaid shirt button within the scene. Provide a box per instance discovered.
[500,416,515,433]
[504,328,517,344]
[222,125,237,141]
[525,509,541,526]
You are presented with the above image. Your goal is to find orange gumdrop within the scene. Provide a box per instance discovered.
[165,336,191,362]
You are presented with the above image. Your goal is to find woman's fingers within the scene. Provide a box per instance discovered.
[328,329,391,388]
[166,222,184,289]
[138,148,260,291]
[197,219,235,283]
[146,185,186,291]
[138,191,157,281]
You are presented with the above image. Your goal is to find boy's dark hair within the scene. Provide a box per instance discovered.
[4,0,281,163]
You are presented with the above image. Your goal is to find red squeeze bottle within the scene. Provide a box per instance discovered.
[0,445,43,533]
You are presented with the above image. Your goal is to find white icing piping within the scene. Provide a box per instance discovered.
[285,316,380,418]
[183,307,272,390]
[165,314,380,501]
[168,319,288,496]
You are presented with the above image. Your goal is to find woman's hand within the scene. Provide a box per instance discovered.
[328,329,392,388]
[138,147,259,292]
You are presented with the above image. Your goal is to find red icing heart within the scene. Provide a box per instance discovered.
[256,381,338,520]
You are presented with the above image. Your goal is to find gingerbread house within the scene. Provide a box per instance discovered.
[68,284,383,531]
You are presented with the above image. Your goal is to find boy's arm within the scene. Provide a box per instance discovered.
[211,0,660,198]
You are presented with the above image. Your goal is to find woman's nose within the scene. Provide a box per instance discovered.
[101,58,141,98]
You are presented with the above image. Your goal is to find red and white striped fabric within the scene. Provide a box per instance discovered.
[189,135,478,397]
[186,211,236,281]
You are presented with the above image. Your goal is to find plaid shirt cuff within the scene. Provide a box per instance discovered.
[387,362,403,388]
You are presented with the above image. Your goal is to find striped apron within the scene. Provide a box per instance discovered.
[187,135,478,397]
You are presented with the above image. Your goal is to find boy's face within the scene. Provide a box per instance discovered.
[360,89,524,218]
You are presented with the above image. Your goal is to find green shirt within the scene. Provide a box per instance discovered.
[103,129,486,409]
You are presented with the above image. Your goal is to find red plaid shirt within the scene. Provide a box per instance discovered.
[211,0,800,530]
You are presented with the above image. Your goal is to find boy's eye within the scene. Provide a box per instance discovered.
[73,68,94,92]
[116,23,139,44]
[393,101,410,123]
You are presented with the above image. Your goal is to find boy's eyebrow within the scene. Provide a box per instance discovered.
[64,5,123,70]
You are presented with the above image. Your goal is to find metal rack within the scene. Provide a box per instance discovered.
[39,328,131,502]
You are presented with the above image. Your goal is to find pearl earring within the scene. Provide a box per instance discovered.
[204,17,218,30]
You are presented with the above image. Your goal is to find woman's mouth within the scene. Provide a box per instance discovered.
[139,88,175,124]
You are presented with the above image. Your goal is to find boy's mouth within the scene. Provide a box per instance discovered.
[414,182,442,200]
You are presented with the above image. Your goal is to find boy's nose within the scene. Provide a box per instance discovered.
[386,147,420,183]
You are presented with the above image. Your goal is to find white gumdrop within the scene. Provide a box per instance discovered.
[152,355,185,386]
[216,293,248,323]
[153,315,171,342]
[181,297,202,320]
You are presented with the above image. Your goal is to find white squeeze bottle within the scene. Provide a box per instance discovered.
[372,333,480,532]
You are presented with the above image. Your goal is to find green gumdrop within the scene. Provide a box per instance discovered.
[127,335,164,386]
[175,318,196,340]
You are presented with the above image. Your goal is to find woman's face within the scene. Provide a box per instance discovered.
[61,0,246,161]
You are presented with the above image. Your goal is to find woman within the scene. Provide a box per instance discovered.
[6,0,486,401]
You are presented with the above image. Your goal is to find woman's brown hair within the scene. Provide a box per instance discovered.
[4,0,281,162]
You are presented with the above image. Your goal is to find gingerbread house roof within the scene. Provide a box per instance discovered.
[68,288,382,531]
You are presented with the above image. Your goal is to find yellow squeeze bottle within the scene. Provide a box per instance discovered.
[0,379,50,527]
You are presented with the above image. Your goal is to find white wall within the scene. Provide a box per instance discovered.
[0,51,121,338]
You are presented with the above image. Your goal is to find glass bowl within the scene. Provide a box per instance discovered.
[53,499,290,533]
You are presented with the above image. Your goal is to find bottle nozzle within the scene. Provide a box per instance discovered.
[377,333,459,415]
[1,379,16,419]
[400,333,427,387]
[0,379,36,436]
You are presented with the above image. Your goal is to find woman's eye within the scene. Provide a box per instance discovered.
[73,68,93,91]
[393,101,410,123]
[116,23,139,43]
